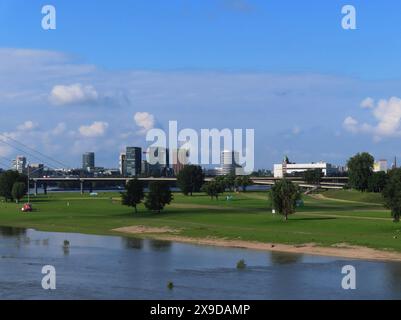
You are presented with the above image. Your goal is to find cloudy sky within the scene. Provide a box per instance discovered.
[1,0,401,170]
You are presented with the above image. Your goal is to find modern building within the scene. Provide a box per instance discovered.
[12,156,27,174]
[274,157,339,178]
[172,148,190,176]
[374,159,388,172]
[141,160,150,176]
[28,163,44,178]
[82,152,95,172]
[219,150,242,176]
[126,147,142,177]
[146,147,169,176]
[119,153,127,176]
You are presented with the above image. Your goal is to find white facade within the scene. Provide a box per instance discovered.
[374,160,388,172]
[219,150,241,175]
[274,161,337,178]
[12,156,27,174]
[119,153,126,175]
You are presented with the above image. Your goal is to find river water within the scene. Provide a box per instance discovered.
[1,226,401,300]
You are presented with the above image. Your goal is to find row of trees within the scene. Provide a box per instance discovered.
[121,165,255,212]
[176,165,253,196]
[0,170,27,203]
[121,180,173,213]
[346,152,401,222]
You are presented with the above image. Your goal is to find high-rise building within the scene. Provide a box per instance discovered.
[126,147,142,177]
[172,148,189,176]
[219,150,241,175]
[82,152,95,172]
[119,153,127,176]
[12,156,27,174]
[141,160,149,176]
[146,147,169,176]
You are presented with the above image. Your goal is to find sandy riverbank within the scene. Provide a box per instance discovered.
[113,225,401,262]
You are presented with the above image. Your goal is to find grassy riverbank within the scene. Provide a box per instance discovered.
[0,191,400,257]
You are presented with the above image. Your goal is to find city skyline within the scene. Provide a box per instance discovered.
[2,1,401,169]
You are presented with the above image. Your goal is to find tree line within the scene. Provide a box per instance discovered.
[121,165,254,213]
[0,170,27,203]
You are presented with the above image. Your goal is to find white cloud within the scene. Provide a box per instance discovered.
[49,83,99,106]
[79,121,109,138]
[134,112,155,134]
[17,120,38,131]
[360,97,375,109]
[344,97,401,140]
[52,122,67,135]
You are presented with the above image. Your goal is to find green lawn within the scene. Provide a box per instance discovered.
[0,190,400,252]
[322,189,384,204]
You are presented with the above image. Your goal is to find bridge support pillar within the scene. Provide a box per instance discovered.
[34,181,38,196]
[80,181,84,194]
[43,183,47,195]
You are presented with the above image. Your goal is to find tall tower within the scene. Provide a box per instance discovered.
[82,152,95,172]
[126,147,142,177]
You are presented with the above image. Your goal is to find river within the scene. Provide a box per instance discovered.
[1,226,401,300]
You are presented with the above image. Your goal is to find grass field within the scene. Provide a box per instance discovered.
[0,190,400,252]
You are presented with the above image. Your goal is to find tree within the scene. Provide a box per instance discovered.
[303,169,322,185]
[382,169,401,222]
[0,170,25,202]
[202,180,225,200]
[215,174,236,192]
[145,181,173,213]
[121,179,144,213]
[224,174,236,191]
[270,179,301,221]
[235,175,252,192]
[12,182,26,203]
[176,165,205,196]
[368,171,388,193]
[347,152,374,191]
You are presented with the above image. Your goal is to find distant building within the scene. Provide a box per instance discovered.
[274,157,338,178]
[172,148,190,176]
[146,147,169,176]
[141,160,149,176]
[374,159,388,172]
[28,163,44,178]
[219,150,242,176]
[82,152,95,172]
[119,153,126,176]
[126,147,142,177]
[12,156,27,174]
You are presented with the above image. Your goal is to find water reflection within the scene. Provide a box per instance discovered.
[0,226,26,238]
[149,239,172,251]
[123,237,143,250]
[270,251,303,265]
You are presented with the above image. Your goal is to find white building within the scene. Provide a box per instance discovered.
[12,156,27,174]
[219,150,242,175]
[119,153,126,176]
[374,159,388,172]
[274,160,338,178]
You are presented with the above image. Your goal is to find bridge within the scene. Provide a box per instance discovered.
[30,176,347,194]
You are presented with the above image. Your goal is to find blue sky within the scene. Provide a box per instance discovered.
[1,0,401,170]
